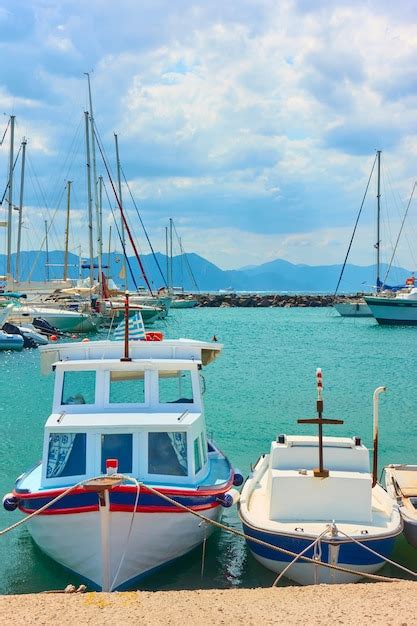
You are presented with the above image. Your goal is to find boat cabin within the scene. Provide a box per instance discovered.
[266,435,373,523]
[38,339,221,489]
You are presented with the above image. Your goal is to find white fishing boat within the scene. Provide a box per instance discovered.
[238,371,402,585]
[383,465,417,548]
[3,309,238,591]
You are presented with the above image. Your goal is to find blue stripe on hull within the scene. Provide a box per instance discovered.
[242,523,397,566]
[375,318,417,326]
[20,490,217,512]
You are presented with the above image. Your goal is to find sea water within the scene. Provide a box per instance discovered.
[0,306,416,593]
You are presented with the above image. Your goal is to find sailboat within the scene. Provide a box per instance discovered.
[333,151,383,318]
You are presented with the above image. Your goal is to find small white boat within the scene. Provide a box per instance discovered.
[3,326,238,591]
[9,305,102,333]
[384,465,417,548]
[239,371,402,585]
[170,297,198,309]
[333,301,372,317]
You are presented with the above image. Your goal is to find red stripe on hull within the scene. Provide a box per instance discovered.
[19,502,219,516]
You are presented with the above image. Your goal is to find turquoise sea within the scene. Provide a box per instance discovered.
[0,306,416,593]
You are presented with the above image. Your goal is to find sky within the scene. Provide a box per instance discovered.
[1,0,417,271]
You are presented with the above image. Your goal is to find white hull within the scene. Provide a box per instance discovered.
[333,302,372,317]
[28,506,221,590]
[365,297,417,325]
[252,553,383,585]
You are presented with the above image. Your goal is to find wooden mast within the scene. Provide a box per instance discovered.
[298,369,343,478]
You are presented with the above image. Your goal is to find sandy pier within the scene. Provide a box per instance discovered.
[1,581,416,625]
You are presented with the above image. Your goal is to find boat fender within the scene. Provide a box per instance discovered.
[233,470,244,487]
[216,493,234,508]
[3,493,19,511]
[216,489,240,508]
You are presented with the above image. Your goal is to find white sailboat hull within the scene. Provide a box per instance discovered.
[364,297,417,325]
[333,302,372,317]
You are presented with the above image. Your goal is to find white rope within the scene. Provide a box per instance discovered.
[336,527,417,579]
[2,477,417,587]
[272,528,329,586]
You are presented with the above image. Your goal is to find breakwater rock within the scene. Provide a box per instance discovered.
[195,294,364,308]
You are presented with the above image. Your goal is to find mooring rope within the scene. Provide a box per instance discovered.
[2,476,416,586]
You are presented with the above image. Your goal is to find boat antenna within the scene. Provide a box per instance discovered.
[372,386,386,487]
[298,369,344,478]
[120,291,132,362]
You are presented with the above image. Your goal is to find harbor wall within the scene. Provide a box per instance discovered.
[195,293,364,307]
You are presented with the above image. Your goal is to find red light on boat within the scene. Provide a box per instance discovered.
[106,459,118,475]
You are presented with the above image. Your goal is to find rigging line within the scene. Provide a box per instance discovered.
[102,179,139,291]
[172,221,200,292]
[0,144,22,206]
[383,182,417,286]
[0,117,10,146]
[334,154,377,296]
[93,125,153,294]
[120,165,167,287]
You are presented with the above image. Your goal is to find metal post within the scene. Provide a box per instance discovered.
[120,291,132,362]
[373,386,386,487]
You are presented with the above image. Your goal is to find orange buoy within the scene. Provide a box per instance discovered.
[50,335,58,342]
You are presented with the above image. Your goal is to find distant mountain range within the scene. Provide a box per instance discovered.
[0,250,413,293]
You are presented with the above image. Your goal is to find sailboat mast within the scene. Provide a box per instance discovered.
[16,137,26,283]
[376,150,381,292]
[63,180,72,281]
[45,220,50,281]
[84,111,94,289]
[169,217,173,291]
[85,73,102,285]
[165,226,169,289]
[107,225,112,281]
[114,133,127,289]
[6,115,15,278]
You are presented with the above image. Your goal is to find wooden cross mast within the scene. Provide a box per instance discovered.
[297,368,343,478]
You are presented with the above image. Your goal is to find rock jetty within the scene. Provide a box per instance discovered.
[194,293,364,308]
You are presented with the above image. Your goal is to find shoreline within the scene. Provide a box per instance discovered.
[195,293,364,307]
[1,582,416,624]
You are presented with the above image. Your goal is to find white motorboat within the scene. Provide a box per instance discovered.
[238,371,402,585]
[3,327,239,591]
[384,465,417,548]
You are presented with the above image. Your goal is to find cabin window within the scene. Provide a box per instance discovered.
[148,432,188,476]
[158,370,193,404]
[47,433,86,478]
[194,437,202,474]
[101,434,133,474]
[109,371,145,404]
[61,370,96,405]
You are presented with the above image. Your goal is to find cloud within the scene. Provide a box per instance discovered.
[1,0,417,269]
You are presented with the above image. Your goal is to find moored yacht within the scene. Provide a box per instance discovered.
[3,332,237,591]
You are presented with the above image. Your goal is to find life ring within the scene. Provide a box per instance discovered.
[145,331,164,342]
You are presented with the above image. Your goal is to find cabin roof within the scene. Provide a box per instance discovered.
[40,338,222,374]
[53,358,202,371]
[46,410,201,429]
